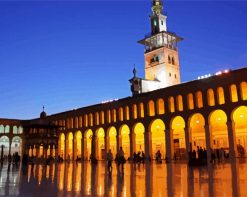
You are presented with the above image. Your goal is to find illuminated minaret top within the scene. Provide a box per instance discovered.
[135,0,183,93]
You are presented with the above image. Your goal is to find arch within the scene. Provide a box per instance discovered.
[148,100,155,116]
[217,87,225,105]
[133,122,145,153]
[4,125,10,133]
[74,131,82,159]
[96,128,105,160]
[18,126,23,134]
[195,91,203,108]
[58,133,65,159]
[66,132,73,160]
[209,110,228,151]
[125,106,130,120]
[230,84,238,102]
[156,98,165,115]
[95,112,99,125]
[85,129,93,160]
[0,125,4,133]
[107,110,111,123]
[84,114,88,127]
[149,119,166,159]
[119,124,130,158]
[89,113,93,126]
[111,109,116,122]
[232,106,247,156]
[79,116,83,127]
[171,116,186,159]
[176,95,183,111]
[11,136,22,156]
[75,117,79,128]
[240,82,247,100]
[207,89,215,106]
[187,93,194,110]
[168,97,175,113]
[107,126,117,157]
[132,104,138,119]
[139,103,144,118]
[100,111,105,124]
[13,126,18,134]
[0,136,10,157]
[118,107,124,121]
[188,113,206,152]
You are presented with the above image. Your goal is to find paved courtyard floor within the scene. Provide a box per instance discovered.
[0,160,246,197]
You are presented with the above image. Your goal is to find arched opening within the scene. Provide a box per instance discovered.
[139,103,144,118]
[5,125,10,133]
[89,113,93,126]
[240,82,247,100]
[149,119,166,159]
[96,128,105,160]
[148,100,155,116]
[18,126,23,134]
[107,127,117,157]
[0,136,10,157]
[125,106,130,120]
[95,112,99,125]
[107,110,111,123]
[100,111,104,124]
[188,113,206,153]
[196,91,203,108]
[58,133,65,159]
[169,97,175,113]
[0,125,4,133]
[176,95,183,111]
[85,129,93,160]
[133,123,145,153]
[119,124,130,159]
[132,104,138,119]
[230,84,238,102]
[156,98,165,115]
[111,109,116,122]
[84,114,88,127]
[66,132,73,160]
[207,89,215,106]
[118,107,124,121]
[209,110,229,152]
[217,87,225,105]
[232,106,247,156]
[187,93,194,110]
[13,126,18,134]
[74,131,82,159]
[11,136,22,156]
[171,116,186,159]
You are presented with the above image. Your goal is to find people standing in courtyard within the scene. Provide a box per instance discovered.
[106,149,113,173]
[117,147,125,172]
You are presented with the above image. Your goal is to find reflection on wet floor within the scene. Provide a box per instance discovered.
[0,160,247,196]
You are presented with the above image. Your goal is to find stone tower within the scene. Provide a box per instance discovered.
[138,0,183,89]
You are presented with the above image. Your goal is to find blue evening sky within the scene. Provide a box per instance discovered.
[0,1,247,119]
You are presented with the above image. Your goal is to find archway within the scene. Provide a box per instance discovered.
[66,132,73,160]
[119,124,130,159]
[133,122,145,153]
[74,131,82,159]
[232,106,247,156]
[58,133,65,159]
[188,113,206,153]
[0,136,9,157]
[85,129,93,160]
[171,116,186,159]
[149,119,166,159]
[209,110,228,151]
[11,136,22,157]
[96,128,105,160]
[107,126,117,157]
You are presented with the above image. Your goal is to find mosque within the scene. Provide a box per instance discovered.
[0,0,247,163]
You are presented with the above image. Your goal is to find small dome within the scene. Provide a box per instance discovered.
[40,106,47,119]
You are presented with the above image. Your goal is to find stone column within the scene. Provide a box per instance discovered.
[184,127,190,161]
[73,138,77,161]
[227,121,236,160]
[91,135,96,159]
[165,128,173,162]
[144,131,152,160]
[205,125,212,163]
[130,133,136,159]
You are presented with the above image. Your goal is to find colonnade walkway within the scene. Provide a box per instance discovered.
[0,160,246,196]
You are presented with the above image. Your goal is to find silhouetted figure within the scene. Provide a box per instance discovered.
[117,147,125,172]
[156,150,162,163]
[106,149,113,173]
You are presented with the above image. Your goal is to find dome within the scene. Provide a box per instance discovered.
[40,106,47,119]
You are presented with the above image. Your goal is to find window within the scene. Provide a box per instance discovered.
[175,74,177,79]
[187,93,194,110]
[207,89,215,106]
[156,98,165,115]
[169,73,171,77]
[148,100,155,116]
[161,20,163,25]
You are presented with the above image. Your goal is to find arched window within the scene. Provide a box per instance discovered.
[217,87,225,105]
[125,106,130,120]
[132,104,138,119]
[112,109,116,122]
[18,126,23,134]
[148,100,155,116]
[0,125,4,133]
[74,117,78,128]
[156,98,165,115]
[230,84,238,102]
[168,56,171,64]
[95,112,99,125]
[107,110,111,123]
[84,114,88,127]
[70,118,74,129]
[89,113,93,126]
[176,95,183,111]
[118,108,124,121]
[100,111,105,124]
[187,93,194,110]
[171,57,175,65]
[169,97,175,113]
[5,125,10,133]
[240,82,247,100]
[79,116,83,127]
[139,103,144,118]
[195,91,203,108]
[13,126,18,134]
[207,89,215,106]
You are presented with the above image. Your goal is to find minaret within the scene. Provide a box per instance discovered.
[138,0,183,88]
